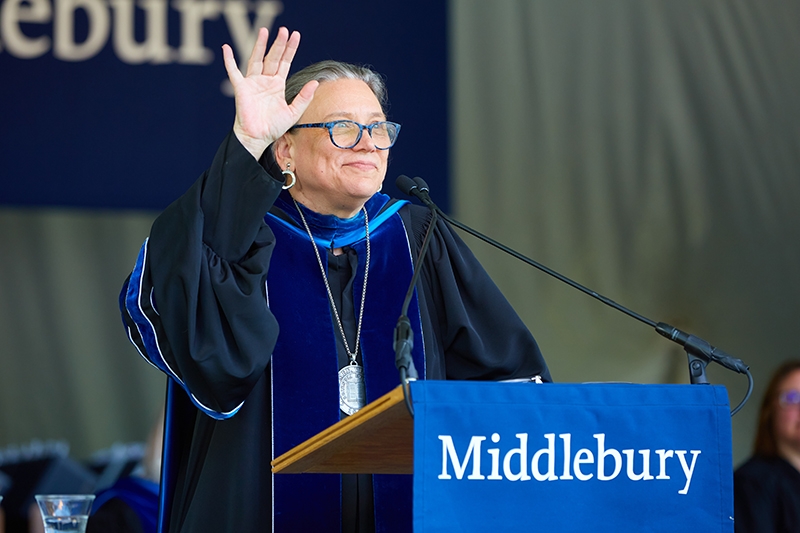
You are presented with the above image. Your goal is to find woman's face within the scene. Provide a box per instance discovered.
[277,78,389,218]
[773,369,800,454]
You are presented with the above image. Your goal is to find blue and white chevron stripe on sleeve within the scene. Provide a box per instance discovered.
[121,238,243,420]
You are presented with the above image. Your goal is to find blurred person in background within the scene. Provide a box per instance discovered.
[734,360,800,532]
[25,410,162,533]
[85,408,163,533]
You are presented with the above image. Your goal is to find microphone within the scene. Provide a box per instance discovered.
[395,174,421,197]
[399,175,434,207]
[655,323,749,377]
[396,175,753,415]
[393,175,440,392]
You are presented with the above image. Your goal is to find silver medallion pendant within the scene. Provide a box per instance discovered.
[338,364,366,415]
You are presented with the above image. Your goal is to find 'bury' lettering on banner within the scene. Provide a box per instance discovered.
[0,0,282,65]
[438,433,702,495]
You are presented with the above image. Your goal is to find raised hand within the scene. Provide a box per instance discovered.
[222,27,319,159]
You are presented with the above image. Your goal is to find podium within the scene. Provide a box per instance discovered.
[272,381,734,532]
[272,384,414,475]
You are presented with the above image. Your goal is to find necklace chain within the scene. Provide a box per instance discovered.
[294,199,370,365]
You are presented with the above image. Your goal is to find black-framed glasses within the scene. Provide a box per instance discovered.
[290,120,401,150]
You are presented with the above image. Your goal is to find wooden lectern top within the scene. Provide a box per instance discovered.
[271,385,414,475]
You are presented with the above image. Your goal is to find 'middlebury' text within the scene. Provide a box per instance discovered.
[438,433,701,494]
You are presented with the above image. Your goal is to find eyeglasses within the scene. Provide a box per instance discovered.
[290,120,401,150]
[779,389,800,407]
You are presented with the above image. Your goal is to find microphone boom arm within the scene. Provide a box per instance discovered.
[397,175,753,416]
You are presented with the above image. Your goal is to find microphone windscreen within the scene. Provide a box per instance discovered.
[412,177,430,191]
[395,174,418,196]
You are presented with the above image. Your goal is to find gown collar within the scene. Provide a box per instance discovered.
[270,190,404,249]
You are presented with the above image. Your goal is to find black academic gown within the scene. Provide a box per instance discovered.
[734,455,800,533]
[120,131,550,533]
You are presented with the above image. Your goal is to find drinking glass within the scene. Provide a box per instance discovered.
[34,494,95,533]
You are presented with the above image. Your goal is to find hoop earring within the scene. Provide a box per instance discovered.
[281,163,296,190]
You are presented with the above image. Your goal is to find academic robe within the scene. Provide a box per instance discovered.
[87,476,159,533]
[734,455,800,533]
[120,131,550,533]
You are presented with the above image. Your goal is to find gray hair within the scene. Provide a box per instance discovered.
[285,60,389,112]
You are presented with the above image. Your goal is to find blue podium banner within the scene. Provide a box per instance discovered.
[412,381,733,532]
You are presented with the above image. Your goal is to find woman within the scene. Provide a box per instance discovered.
[121,27,550,532]
[86,409,163,533]
[734,360,800,532]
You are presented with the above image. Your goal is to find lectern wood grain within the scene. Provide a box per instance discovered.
[271,385,414,474]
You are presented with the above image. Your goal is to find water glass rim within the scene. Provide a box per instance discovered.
[35,494,96,500]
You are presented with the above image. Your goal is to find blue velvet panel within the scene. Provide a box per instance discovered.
[265,193,424,531]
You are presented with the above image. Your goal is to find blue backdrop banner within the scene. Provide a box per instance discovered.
[412,381,734,532]
[0,0,448,210]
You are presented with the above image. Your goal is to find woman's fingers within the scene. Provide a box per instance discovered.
[276,30,301,80]
[289,80,319,116]
[229,26,298,82]
[222,44,243,84]
[245,27,270,76]
[262,26,290,77]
